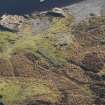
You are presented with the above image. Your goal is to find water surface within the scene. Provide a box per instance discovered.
[0,0,82,14]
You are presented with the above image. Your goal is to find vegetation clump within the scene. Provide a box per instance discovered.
[0,78,60,105]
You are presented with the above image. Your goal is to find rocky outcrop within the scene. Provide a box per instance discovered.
[46,8,67,17]
[0,15,24,31]
[32,17,51,34]
[100,5,105,16]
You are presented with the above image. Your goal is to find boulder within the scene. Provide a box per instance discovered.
[46,8,66,17]
[0,15,24,31]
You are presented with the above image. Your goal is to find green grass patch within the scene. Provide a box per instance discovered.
[0,78,60,105]
[0,16,74,65]
[0,32,17,58]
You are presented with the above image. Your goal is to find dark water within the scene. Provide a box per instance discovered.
[0,0,82,15]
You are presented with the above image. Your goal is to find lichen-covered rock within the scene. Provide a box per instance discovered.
[32,17,51,34]
[0,15,24,31]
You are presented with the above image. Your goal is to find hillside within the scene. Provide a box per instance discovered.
[0,1,104,105]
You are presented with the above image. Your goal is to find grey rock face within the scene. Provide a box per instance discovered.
[46,8,67,17]
[0,15,24,31]
[100,5,105,16]
[32,18,50,34]
[65,0,105,21]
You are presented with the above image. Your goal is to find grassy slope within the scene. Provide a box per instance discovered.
[0,16,74,104]
[0,16,74,65]
[0,15,104,105]
[0,78,60,105]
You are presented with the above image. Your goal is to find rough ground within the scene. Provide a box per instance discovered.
[0,1,104,105]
